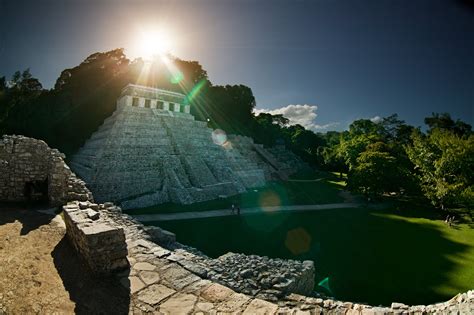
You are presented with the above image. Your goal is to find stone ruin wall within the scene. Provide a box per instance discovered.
[1,135,473,314]
[0,135,92,205]
[63,201,315,299]
[64,200,474,314]
[63,201,129,274]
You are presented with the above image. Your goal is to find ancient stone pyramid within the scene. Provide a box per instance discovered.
[70,84,267,209]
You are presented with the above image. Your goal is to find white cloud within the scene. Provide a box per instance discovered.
[312,122,341,130]
[370,116,382,123]
[254,104,339,131]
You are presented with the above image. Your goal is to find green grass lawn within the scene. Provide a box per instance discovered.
[128,173,346,215]
[153,207,474,306]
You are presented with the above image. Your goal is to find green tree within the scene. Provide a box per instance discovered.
[204,84,256,135]
[0,69,45,135]
[0,76,6,90]
[335,120,383,171]
[286,125,325,165]
[381,114,415,144]
[348,142,400,197]
[348,118,385,137]
[406,129,474,208]
[424,112,472,137]
[11,71,21,86]
[251,113,289,146]
[314,131,345,171]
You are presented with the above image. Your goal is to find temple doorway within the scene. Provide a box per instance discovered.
[23,179,49,203]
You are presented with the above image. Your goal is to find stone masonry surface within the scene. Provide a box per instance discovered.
[65,200,474,314]
[0,135,92,205]
[63,201,129,274]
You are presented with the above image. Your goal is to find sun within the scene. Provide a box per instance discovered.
[136,30,174,60]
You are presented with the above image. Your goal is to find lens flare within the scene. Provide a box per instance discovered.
[256,183,289,211]
[186,79,207,103]
[318,277,333,294]
[136,29,174,60]
[259,191,282,211]
[169,70,184,84]
[284,227,312,255]
[212,129,227,146]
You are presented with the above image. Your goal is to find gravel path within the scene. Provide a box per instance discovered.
[132,203,361,222]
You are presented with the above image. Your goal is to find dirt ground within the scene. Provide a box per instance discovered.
[0,206,130,314]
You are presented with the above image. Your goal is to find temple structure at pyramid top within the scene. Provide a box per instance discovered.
[70,84,309,209]
[118,84,191,115]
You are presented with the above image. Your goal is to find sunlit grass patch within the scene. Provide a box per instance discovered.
[327,179,346,188]
[330,171,347,179]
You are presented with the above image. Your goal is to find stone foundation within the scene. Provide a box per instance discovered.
[0,135,92,205]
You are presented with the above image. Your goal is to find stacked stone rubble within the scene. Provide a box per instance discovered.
[0,135,92,205]
[185,252,315,301]
[63,201,128,274]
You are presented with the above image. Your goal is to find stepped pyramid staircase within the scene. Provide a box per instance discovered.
[225,135,293,180]
[266,145,312,175]
[70,104,266,209]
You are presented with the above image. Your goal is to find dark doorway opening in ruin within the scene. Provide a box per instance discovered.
[23,179,49,204]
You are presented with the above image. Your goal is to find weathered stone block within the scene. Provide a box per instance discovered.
[137,284,175,305]
[86,208,100,220]
[63,201,128,275]
[244,298,279,314]
[201,283,234,302]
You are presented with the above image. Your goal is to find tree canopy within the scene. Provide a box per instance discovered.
[406,129,474,208]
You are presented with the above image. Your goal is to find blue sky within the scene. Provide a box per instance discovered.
[0,0,473,131]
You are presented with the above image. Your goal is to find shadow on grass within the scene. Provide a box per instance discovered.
[378,199,474,228]
[326,210,469,306]
[51,237,131,315]
[156,207,472,306]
